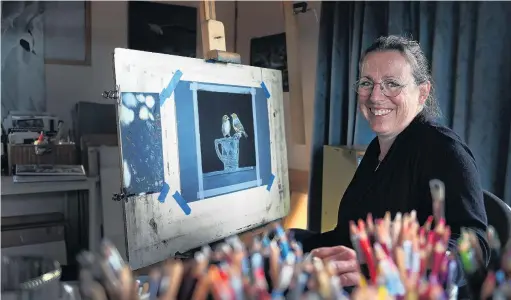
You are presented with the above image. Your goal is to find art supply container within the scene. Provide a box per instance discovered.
[1,255,72,300]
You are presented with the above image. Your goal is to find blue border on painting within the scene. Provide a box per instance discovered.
[174,81,272,203]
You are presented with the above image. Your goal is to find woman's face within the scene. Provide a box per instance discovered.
[358,51,430,138]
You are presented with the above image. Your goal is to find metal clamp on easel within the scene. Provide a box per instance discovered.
[112,187,134,203]
[200,0,241,64]
[102,86,119,101]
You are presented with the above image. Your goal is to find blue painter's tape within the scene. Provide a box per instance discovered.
[267,174,275,191]
[159,70,183,106]
[158,182,170,203]
[173,191,192,215]
[260,82,271,99]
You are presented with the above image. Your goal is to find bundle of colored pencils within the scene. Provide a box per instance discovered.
[348,210,457,299]
[77,223,351,300]
[76,179,506,299]
[77,214,457,300]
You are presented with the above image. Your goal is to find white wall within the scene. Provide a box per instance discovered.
[44,1,321,171]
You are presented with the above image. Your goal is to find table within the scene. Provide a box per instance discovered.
[1,176,101,252]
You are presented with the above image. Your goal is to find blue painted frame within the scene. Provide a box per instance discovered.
[174,80,272,203]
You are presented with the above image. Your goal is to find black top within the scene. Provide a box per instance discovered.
[301,113,489,282]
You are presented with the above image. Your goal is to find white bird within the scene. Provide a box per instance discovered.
[221,115,231,138]
[231,113,248,138]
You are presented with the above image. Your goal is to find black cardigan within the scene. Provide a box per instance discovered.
[302,114,489,284]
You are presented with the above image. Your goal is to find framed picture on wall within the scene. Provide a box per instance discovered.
[43,1,91,65]
[1,1,47,119]
[128,1,197,58]
[250,33,289,92]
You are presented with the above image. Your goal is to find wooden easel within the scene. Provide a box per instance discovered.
[199,0,306,144]
[199,0,241,64]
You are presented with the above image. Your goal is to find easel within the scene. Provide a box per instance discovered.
[199,0,241,64]
[130,2,284,275]
[200,1,286,245]
[197,0,300,241]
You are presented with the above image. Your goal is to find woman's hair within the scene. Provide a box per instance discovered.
[360,35,442,119]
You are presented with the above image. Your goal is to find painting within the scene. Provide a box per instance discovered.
[197,91,256,174]
[128,1,197,58]
[118,92,164,195]
[43,1,91,65]
[1,1,46,122]
[113,49,288,269]
[174,82,272,202]
[250,33,288,92]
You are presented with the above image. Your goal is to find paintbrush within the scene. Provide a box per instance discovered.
[429,179,446,223]
[78,269,108,300]
[141,281,150,296]
[480,271,496,300]
[190,269,211,300]
[422,215,434,234]
[268,240,280,288]
[158,259,184,300]
[458,230,487,300]
[312,256,331,299]
[146,268,162,300]
[487,225,502,271]
[391,212,402,246]
[358,220,377,283]
[289,261,313,300]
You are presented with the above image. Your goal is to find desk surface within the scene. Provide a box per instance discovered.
[1,176,99,196]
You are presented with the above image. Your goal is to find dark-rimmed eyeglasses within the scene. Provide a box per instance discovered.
[354,79,407,97]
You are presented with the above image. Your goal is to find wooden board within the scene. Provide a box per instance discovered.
[113,48,290,269]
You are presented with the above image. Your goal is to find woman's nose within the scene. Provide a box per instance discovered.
[369,83,385,101]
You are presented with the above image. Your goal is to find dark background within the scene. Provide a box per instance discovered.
[197,91,256,174]
[250,32,288,92]
[128,1,196,58]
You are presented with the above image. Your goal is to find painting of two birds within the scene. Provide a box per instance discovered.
[197,90,256,175]
[173,81,272,203]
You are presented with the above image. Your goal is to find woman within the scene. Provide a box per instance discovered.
[300,35,489,288]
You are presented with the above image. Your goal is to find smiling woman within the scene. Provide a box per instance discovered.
[297,36,489,293]
[355,39,438,160]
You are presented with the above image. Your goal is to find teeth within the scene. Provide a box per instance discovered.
[371,108,392,116]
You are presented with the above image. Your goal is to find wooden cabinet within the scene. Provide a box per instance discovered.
[321,146,365,233]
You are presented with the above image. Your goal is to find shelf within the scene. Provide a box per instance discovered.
[1,176,98,196]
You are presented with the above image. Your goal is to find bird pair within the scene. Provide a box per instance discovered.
[222,113,248,138]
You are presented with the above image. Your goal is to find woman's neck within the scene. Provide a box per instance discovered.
[377,113,423,160]
[377,134,397,161]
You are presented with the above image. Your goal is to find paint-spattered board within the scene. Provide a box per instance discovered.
[113,48,290,269]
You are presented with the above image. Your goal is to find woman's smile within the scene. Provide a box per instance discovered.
[369,108,393,116]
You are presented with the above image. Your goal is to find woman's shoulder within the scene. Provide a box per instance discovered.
[413,118,478,166]
[413,118,465,148]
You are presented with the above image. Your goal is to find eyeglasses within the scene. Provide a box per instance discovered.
[354,79,407,97]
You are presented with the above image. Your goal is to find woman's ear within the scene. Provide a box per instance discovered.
[418,81,431,105]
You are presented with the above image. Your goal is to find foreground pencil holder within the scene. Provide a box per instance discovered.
[76,210,477,300]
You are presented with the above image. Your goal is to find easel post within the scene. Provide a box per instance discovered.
[199,0,241,64]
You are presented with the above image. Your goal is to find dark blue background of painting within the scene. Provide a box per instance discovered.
[197,90,256,173]
[174,81,272,202]
[119,92,164,195]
